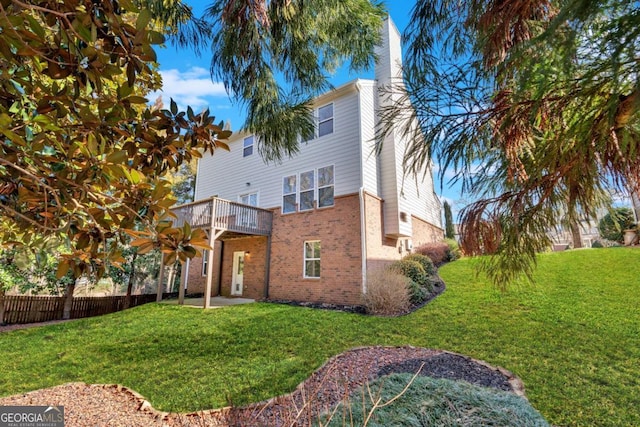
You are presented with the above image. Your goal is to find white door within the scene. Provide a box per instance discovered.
[231,251,245,296]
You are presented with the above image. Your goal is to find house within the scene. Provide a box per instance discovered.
[172,18,443,307]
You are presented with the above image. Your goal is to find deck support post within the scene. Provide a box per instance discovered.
[156,254,165,302]
[178,259,187,305]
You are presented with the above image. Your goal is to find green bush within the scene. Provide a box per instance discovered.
[406,279,428,305]
[403,253,436,276]
[389,259,428,288]
[591,240,604,248]
[444,238,462,261]
[598,207,636,243]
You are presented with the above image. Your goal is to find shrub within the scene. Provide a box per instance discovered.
[362,269,411,315]
[403,253,436,276]
[444,238,462,261]
[598,207,636,243]
[591,240,604,248]
[415,241,450,266]
[389,259,428,287]
[320,374,550,427]
[407,279,428,305]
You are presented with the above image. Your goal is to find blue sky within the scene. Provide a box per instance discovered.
[151,2,463,214]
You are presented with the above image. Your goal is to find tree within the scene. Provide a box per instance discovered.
[206,0,386,161]
[598,207,636,243]
[167,161,198,205]
[375,0,640,287]
[0,0,227,301]
[443,201,455,239]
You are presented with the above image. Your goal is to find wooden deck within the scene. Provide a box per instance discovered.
[171,197,273,236]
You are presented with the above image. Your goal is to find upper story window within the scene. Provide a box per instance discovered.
[318,165,335,208]
[243,135,254,157]
[318,104,334,137]
[281,166,334,214]
[300,103,334,142]
[299,170,315,211]
[283,175,297,214]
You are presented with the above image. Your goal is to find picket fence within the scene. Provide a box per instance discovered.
[1,293,177,325]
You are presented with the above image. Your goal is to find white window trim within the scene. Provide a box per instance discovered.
[238,191,259,206]
[317,164,335,209]
[317,103,334,138]
[299,170,315,212]
[243,135,254,157]
[202,250,208,276]
[303,240,321,279]
[281,165,335,214]
[282,174,297,214]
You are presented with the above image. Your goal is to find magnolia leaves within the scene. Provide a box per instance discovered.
[1,1,230,280]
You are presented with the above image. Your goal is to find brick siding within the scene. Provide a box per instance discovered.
[268,193,363,305]
[185,192,443,305]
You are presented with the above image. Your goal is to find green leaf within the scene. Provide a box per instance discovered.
[136,9,152,31]
[106,150,128,164]
[87,133,98,155]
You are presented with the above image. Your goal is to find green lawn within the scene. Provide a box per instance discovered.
[0,248,638,426]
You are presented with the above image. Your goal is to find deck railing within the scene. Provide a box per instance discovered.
[171,197,272,236]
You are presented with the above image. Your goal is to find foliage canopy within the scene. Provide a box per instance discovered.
[378,0,640,286]
[0,0,229,278]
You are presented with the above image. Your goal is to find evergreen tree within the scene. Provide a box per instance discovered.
[444,201,455,239]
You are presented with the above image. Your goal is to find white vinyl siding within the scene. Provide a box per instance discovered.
[195,88,362,209]
[304,241,321,278]
[358,81,380,196]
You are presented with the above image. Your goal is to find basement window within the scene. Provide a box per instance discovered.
[304,240,321,278]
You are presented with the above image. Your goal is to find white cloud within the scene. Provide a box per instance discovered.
[149,67,228,112]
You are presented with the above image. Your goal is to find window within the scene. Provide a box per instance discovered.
[301,111,315,142]
[304,241,321,278]
[318,165,335,208]
[283,175,297,214]
[282,166,334,213]
[301,104,333,141]
[243,135,254,157]
[239,192,258,206]
[202,250,208,276]
[299,170,315,211]
[238,192,258,227]
[318,104,333,137]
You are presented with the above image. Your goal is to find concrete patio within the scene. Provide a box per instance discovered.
[161,296,255,309]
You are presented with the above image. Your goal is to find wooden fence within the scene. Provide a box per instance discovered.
[1,293,177,325]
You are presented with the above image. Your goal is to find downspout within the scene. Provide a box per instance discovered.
[355,80,368,294]
[359,187,368,294]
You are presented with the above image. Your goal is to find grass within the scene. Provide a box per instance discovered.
[0,248,638,426]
